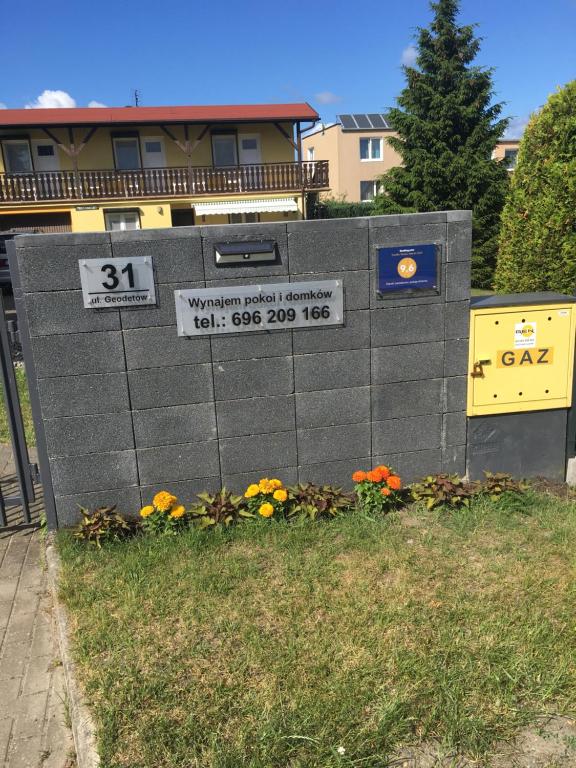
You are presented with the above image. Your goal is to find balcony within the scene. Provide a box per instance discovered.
[0,161,329,204]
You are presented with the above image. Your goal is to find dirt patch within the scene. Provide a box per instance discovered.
[528,478,576,500]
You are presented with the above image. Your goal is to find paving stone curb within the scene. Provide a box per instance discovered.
[45,537,100,768]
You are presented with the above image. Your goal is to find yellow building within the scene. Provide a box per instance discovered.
[0,103,328,233]
[302,113,521,203]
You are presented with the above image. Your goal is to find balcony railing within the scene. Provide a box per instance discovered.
[0,161,329,203]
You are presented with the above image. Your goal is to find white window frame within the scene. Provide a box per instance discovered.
[2,139,33,174]
[212,134,238,167]
[112,136,142,170]
[140,136,166,168]
[359,137,383,161]
[504,148,518,171]
[360,179,381,202]
[307,146,315,161]
[104,210,141,231]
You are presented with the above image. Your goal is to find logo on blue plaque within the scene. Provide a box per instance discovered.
[377,243,439,295]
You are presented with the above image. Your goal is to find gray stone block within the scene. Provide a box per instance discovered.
[447,221,472,262]
[128,363,213,409]
[297,423,371,464]
[32,331,125,378]
[290,270,369,310]
[55,486,142,527]
[26,291,120,337]
[38,372,130,418]
[287,217,369,232]
[211,330,292,362]
[137,441,220,484]
[111,232,204,283]
[219,431,297,475]
[442,445,466,476]
[373,414,442,454]
[372,449,442,482]
[201,223,288,280]
[140,477,221,505]
[123,325,211,370]
[15,231,110,248]
[44,412,134,458]
[216,395,295,438]
[298,457,370,488]
[213,357,294,400]
[445,300,470,339]
[371,211,448,227]
[371,342,444,384]
[443,411,467,446]
[372,379,443,421]
[120,282,204,329]
[17,242,112,293]
[369,223,447,254]
[446,261,471,302]
[445,376,467,413]
[133,403,217,448]
[288,225,369,273]
[222,466,298,493]
[293,310,369,355]
[204,275,289,290]
[294,349,370,392]
[50,450,138,496]
[370,304,444,346]
[295,387,370,429]
[445,338,469,377]
[446,210,472,223]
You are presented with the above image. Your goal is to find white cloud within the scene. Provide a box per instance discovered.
[314,91,342,105]
[401,45,418,67]
[88,100,107,108]
[26,89,77,109]
[0,102,6,109]
[504,116,529,139]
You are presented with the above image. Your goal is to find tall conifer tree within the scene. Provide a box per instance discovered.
[374,0,509,287]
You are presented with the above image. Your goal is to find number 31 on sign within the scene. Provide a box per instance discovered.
[79,256,157,308]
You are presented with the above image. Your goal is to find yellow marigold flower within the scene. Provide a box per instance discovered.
[269,478,283,490]
[153,491,177,512]
[244,484,260,498]
[259,502,274,518]
[139,505,154,518]
[169,505,186,519]
[273,489,287,502]
[259,478,272,493]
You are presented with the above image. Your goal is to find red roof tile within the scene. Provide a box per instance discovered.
[0,103,319,127]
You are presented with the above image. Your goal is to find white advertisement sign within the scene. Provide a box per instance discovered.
[175,280,343,337]
[514,321,537,349]
[79,256,156,308]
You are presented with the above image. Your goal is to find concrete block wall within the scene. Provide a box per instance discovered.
[13,211,471,526]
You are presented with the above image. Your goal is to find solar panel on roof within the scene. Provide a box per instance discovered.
[354,114,370,128]
[339,114,357,129]
[368,113,386,128]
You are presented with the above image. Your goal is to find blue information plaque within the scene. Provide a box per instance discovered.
[377,243,439,294]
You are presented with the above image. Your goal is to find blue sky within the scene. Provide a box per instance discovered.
[1,0,575,137]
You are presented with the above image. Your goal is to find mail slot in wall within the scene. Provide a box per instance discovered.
[214,240,277,266]
[467,293,576,416]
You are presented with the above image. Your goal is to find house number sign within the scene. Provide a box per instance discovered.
[79,256,156,308]
[175,280,343,336]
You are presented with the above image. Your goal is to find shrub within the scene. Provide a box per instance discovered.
[352,465,404,515]
[74,505,135,547]
[189,489,251,528]
[480,471,526,500]
[139,491,189,535]
[285,483,354,521]
[494,80,576,293]
[244,477,289,520]
[410,474,477,510]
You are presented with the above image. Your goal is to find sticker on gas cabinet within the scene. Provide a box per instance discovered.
[514,322,536,349]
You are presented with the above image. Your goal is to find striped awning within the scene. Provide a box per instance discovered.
[194,197,299,216]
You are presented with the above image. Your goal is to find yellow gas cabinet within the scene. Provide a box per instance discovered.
[468,294,576,417]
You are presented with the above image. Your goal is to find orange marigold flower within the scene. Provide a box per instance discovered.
[366,470,380,482]
[352,470,367,483]
[376,465,391,479]
[381,487,391,496]
[371,468,384,482]
[387,475,402,491]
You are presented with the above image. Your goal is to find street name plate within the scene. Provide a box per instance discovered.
[79,256,156,308]
[175,280,343,336]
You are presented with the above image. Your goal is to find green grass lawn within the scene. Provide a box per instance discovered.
[57,492,576,768]
[0,366,35,445]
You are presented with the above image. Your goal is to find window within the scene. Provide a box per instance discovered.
[359,137,382,161]
[104,210,141,231]
[241,138,258,151]
[504,148,518,170]
[3,141,33,173]
[212,134,238,166]
[360,180,381,202]
[36,145,55,157]
[307,146,315,161]
[113,137,141,170]
[229,212,259,224]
